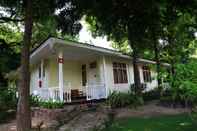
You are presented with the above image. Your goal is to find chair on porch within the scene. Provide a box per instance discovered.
[71,89,86,101]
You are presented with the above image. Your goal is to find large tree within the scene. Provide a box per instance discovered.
[16,0,33,129]
[0,0,83,130]
[0,24,21,87]
[160,0,197,72]
[76,0,197,94]
[74,0,160,94]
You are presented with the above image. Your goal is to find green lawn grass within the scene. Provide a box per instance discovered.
[103,114,197,131]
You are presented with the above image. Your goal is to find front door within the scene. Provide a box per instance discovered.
[88,68,97,85]
[88,61,97,85]
[82,64,87,86]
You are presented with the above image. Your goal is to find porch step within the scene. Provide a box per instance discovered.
[58,106,82,126]
[71,96,86,100]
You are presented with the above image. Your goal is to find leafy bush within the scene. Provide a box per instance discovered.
[30,94,64,109]
[29,94,41,107]
[38,99,64,109]
[168,61,197,106]
[0,88,16,122]
[107,91,143,108]
[0,88,17,111]
[143,89,160,101]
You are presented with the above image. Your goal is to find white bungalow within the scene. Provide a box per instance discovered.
[30,37,167,103]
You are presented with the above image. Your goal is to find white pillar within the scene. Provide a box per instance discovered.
[126,64,131,85]
[58,52,64,101]
[102,56,108,98]
[41,59,44,84]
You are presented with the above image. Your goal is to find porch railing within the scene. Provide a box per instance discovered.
[35,82,71,102]
[34,82,106,102]
[63,82,71,103]
[36,87,60,101]
[86,83,106,100]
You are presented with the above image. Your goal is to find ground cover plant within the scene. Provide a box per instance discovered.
[30,95,64,109]
[107,91,143,108]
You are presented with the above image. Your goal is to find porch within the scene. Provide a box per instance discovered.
[31,39,109,103]
[36,82,107,103]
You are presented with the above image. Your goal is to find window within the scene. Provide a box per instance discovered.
[43,61,45,78]
[89,61,97,69]
[38,64,41,79]
[38,61,45,79]
[113,62,128,84]
[142,65,151,82]
[82,64,87,86]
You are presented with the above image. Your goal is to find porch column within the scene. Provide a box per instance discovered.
[102,56,108,98]
[58,52,64,101]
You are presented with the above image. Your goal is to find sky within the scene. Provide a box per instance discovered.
[78,20,113,49]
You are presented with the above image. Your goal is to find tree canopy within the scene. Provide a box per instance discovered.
[73,0,197,93]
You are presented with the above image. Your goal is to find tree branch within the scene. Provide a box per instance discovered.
[0,38,21,47]
[0,17,24,23]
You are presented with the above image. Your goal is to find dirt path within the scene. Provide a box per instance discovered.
[58,110,107,131]
[0,120,16,131]
[115,102,189,119]
[58,102,189,131]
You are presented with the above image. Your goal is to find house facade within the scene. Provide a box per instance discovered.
[30,37,164,103]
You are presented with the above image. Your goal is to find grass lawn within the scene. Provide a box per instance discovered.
[103,114,197,131]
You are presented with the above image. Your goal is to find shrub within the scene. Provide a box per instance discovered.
[0,88,17,111]
[143,89,160,101]
[38,99,64,109]
[168,61,197,106]
[30,94,64,109]
[143,88,173,102]
[107,91,143,108]
[29,94,41,107]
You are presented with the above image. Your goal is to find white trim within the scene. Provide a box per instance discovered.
[30,38,54,59]
[102,56,108,98]
[30,37,170,67]
[55,38,132,59]
[40,59,44,88]
[58,52,64,101]
[126,64,131,85]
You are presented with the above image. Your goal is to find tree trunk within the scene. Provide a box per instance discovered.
[128,28,141,95]
[132,46,141,95]
[17,0,33,130]
[170,59,176,88]
[168,36,176,88]
[153,32,162,96]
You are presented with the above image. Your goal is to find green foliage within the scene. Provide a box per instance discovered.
[0,88,17,111]
[159,96,174,105]
[30,95,64,109]
[0,24,21,86]
[38,99,64,109]
[29,95,41,107]
[107,91,143,108]
[143,89,160,101]
[168,60,197,105]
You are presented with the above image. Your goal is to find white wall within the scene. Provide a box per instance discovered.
[138,64,158,92]
[103,56,158,95]
[30,64,38,94]
[30,59,49,95]
[30,55,159,97]
[46,57,84,90]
